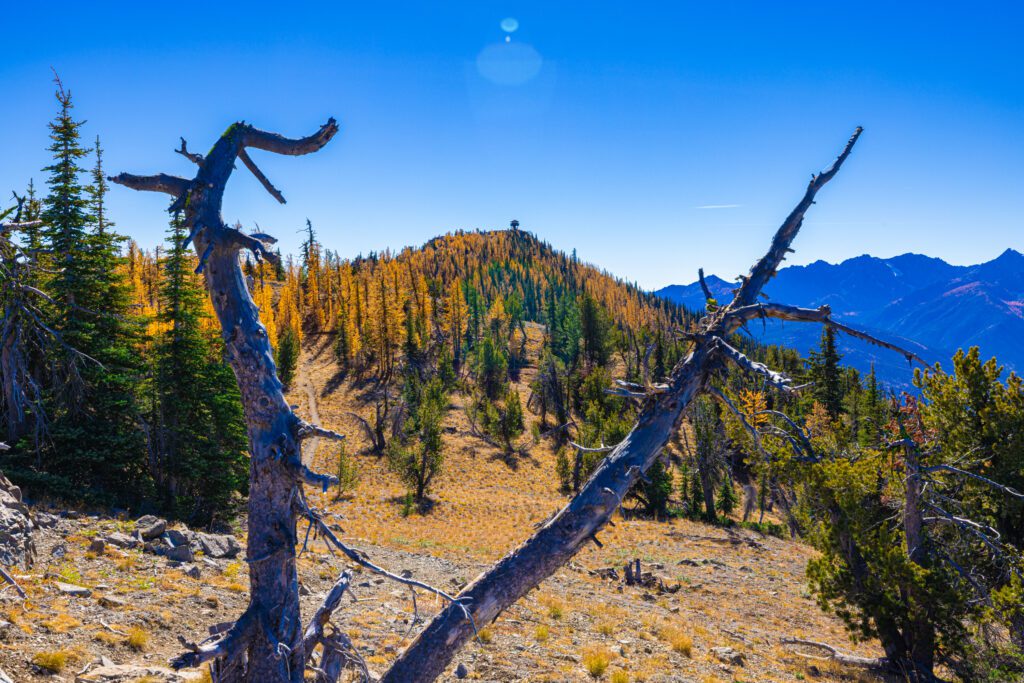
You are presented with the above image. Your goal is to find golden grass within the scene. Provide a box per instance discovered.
[126,625,149,651]
[41,612,81,633]
[582,646,612,678]
[31,648,80,673]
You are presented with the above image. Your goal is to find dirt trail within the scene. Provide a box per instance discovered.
[297,363,320,465]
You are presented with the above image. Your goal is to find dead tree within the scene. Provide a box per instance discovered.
[114,123,926,682]
[0,197,88,453]
[381,127,933,681]
[112,121,466,682]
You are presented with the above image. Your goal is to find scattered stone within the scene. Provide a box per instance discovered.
[89,538,106,553]
[182,564,201,579]
[55,581,91,597]
[196,532,241,559]
[164,528,192,548]
[34,512,59,528]
[75,663,185,682]
[711,646,745,666]
[199,556,221,571]
[105,532,138,549]
[98,594,127,609]
[165,544,193,563]
[135,514,167,540]
[455,662,469,679]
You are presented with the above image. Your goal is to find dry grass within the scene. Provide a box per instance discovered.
[126,626,149,651]
[582,646,612,678]
[30,648,79,673]
[40,612,81,634]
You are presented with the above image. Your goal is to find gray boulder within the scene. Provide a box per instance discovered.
[135,514,167,540]
[197,532,241,559]
[105,532,139,550]
[0,472,34,567]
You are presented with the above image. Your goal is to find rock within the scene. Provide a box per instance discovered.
[165,544,193,562]
[298,582,311,596]
[711,646,745,666]
[0,666,12,683]
[182,564,201,579]
[76,663,185,681]
[135,514,167,540]
[89,538,106,553]
[98,594,127,609]
[55,581,91,597]
[50,543,67,558]
[34,512,59,528]
[164,528,192,548]
[455,662,469,679]
[105,532,138,549]
[198,556,221,571]
[197,532,241,559]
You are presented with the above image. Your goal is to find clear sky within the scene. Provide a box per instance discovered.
[1,2,1021,289]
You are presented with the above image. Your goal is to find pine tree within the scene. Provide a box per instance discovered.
[276,326,299,391]
[716,478,738,516]
[153,216,248,524]
[37,83,149,505]
[859,363,884,447]
[808,325,843,419]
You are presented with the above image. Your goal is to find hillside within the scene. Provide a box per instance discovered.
[0,331,887,683]
[657,249,1024,385]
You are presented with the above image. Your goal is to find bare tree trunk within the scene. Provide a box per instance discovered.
[112,120,342,682]
[382,127,867,682]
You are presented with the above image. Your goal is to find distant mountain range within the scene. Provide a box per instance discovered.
[656,249,1024,387]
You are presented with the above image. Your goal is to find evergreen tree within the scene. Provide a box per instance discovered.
[859,363,885,447]
[276,327,299,390]
[388,377,447,502]
[153,216,248,523]
[579,292,612,367]
[35,83,149,505]
[716,477,738,516]
[639,458,673,518]
[808,325,843,419]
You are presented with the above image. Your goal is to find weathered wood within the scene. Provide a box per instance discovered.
[381,129,865,682]
[113,118,339,683]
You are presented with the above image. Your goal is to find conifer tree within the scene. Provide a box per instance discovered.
[276,327,300,391]
[154,216,249,523]
[36,83,149,504]
[808,324,843,419]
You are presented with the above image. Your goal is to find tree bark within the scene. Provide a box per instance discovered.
[112,118,339,682]
[382,127,866,682]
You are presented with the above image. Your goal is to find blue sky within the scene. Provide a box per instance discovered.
[1,2,1021,289]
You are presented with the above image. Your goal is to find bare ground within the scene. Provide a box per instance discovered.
[0,329,887,682]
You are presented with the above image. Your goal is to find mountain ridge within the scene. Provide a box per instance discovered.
[656,249,1024,386]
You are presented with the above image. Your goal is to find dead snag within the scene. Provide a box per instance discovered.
[380,127,929,683]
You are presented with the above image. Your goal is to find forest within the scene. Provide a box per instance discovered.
[1,82,1023,683]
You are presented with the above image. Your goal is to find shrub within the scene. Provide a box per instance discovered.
[32,649,73,673]
[126,626,149,651]
[582,647,611,678]
[535,624,550,642]
[333,442,360,500]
